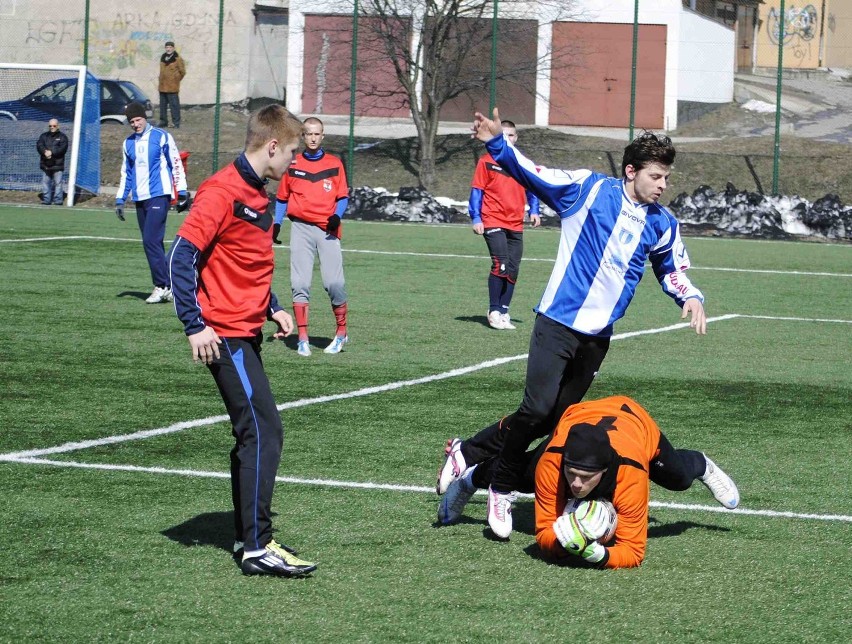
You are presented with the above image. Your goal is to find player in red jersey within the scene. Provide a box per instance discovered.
[469,119,540,330]
[168,105,318,578]
[273,117,350,357]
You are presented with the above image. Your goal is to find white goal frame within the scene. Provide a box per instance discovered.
[0,63,92,206]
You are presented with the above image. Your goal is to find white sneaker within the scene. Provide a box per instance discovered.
[438,466,477,525]
[436,438,467,494]
[145,286,172,303]
[500,313,516,330]
[487,310,506,329]
[487,486,517,539]
[323,335,348,354]
[699,454,740,509]
[297,340,311,357]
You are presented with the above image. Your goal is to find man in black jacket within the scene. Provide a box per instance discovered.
[36,119,69,205]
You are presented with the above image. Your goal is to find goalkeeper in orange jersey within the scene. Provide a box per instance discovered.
[438,395,739,568]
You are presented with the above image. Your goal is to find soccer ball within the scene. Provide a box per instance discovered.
[563,498,618,544]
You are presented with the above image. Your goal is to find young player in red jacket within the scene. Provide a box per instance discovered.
[469,119,540,330]
[273,117,350,357]
[168,105,317,578]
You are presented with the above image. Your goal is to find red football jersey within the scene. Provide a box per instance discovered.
[176,163,275,337]
[276,151,348,231]
[471,153,528,231]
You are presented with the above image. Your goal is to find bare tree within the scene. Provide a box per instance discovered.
[346,1,580,191]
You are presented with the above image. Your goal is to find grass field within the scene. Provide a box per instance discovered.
[1,204,850,643]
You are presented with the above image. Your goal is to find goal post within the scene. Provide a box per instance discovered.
[0,64,100,206]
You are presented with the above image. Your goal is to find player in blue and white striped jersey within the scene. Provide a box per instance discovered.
[115,101,188,304]
[436,108,707,540]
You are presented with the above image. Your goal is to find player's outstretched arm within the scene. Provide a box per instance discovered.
[681,297,707,335]
[188,327,221,365]
[471,107,503,142]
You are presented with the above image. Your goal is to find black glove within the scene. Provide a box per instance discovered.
[115,204,125,221]
[272,222,282,245]
[176,192,192,213]
[326,214,341,233]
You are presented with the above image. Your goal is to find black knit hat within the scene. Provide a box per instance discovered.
[563,422,615,472]
[125,102,147,121]
[165,41,175,47]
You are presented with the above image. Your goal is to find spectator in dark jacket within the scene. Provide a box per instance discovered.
[36,119,69,205]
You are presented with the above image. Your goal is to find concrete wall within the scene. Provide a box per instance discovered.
[0,0,260,105]
[755,1,822,68]
[823,0,852,68]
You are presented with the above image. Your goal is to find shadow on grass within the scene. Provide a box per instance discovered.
[647,517,732,539]
[161,510,234,554]
[455,314,491,329]
[267,333,334,354]
[455,314,530,330]
[117,290,151,301]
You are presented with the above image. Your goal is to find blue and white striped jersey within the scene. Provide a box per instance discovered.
[116,124,186,204]
[486,134,703,337]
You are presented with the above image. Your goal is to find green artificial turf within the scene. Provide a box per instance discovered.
[0,206,849,643]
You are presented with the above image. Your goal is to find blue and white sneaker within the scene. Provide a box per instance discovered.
[297,340,311,357]
[438,466,477,525]
[323,335,348,354]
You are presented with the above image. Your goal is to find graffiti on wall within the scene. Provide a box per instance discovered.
[767,4,819,61]
[24,11,238,75]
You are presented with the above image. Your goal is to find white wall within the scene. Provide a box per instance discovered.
[678,10,735,104]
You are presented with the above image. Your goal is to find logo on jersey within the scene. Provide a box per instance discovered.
[603,251,627,276]
[618,227,634,245]
[232,200,272,231]
[619,209,645,225]
[323,179,333,192]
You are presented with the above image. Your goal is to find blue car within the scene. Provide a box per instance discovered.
[0,77,154,124]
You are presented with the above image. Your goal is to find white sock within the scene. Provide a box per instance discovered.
[243,548,265,561]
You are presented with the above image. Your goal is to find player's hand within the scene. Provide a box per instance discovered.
[45,150,52,159]
[472,222,484,235]
[529,214,541,228]
[271,309,294,339]
[326,214,341,233]
[176,192,192,213]
[552,514,605,562]
[115,203,125,221]
[471,107,503,142]
[682,297,707,335]
[187,326,221,365]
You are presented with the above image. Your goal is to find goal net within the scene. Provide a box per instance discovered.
[0,64,100,206]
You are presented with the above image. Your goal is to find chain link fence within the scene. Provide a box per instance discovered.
[0,0,849,204]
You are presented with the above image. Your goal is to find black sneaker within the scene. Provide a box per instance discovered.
[240,540,317,577]
[157,121,168,127]
[233,539,298,563]
[272,223,282,244]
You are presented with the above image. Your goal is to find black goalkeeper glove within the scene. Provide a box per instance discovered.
[326,214,341,233]
[115,203,125,221]
[176,192,192,213]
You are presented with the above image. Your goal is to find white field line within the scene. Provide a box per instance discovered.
[0,316,739,461]
[2,234,850,278]
[5,457,852,523]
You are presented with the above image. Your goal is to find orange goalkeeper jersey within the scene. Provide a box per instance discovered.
[534,395,662,569]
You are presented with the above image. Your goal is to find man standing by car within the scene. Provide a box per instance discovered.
[115,102,189,304]
[158,41,186,129]
[36,119,68,205]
